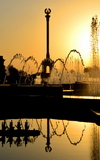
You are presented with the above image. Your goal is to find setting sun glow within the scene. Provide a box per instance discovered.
[75,28,91,65]
[1,0,100,68]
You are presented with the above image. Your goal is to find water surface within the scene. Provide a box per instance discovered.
[0,119,99,160]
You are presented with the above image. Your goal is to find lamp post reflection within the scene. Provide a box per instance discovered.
[36,119,67,152]
[45,118,52,152]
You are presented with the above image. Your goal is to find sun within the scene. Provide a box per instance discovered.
[75,28,91,66]
[78,30,90,53]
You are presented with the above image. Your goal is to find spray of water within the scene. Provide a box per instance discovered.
[60,49,84,83]
[3,53,24,84]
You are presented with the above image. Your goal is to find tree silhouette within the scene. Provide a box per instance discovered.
[0,56,6,83]
[7,65,19,84]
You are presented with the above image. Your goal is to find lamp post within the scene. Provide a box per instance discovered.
[44,8,51,59]
[41,8,54,80]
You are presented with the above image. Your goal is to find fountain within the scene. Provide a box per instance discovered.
[3,53,24,84]
[48,49,85,85]
[19,56,38,84]
[1,10,100,147]
[0,8,64,98]
[1,8,100,119]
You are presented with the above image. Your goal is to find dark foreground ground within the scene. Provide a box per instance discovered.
[0,95,100,125]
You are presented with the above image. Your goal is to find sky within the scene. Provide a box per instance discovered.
[1,0,100,70]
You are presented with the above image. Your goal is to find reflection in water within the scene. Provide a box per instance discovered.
[63,121,86,145]
[0,118,100,160]
[36,119,86,151]
[36,119,69,152]
[63,95,100,99]
[0,119,40,147]
[0,119,87,150]
[91,123,100,160]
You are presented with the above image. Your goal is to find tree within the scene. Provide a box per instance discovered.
[0,56,6,83]
[7,65,19,84]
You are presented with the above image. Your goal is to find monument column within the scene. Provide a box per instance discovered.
[44,8,51,59]
[41,8,54,79]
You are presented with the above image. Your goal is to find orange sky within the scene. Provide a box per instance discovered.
[1,0,100,70]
